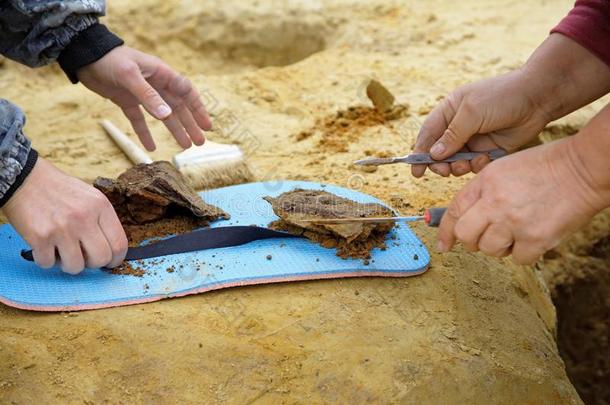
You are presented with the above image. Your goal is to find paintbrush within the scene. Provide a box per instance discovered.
[172,140,253,190]
[101,119,253,190]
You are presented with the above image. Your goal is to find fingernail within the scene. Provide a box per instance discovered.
[437,241,447,252]
[431,143,445,157]
[157,104,172,118]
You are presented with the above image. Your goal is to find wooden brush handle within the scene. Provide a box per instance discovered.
[100,119,152,165]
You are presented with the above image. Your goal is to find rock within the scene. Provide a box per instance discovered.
[366,79,395,113]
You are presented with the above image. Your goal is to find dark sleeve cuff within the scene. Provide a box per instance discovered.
[550,0,610,68]
[0,148,38,208]
[57,23,124,84]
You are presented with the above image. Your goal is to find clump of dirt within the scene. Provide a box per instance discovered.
[295,78,407,152]
[264,189,394,260]
[103,261,146,277]
[94,161,229,225]
[123,217,210,247]
[542,224,610,405]
[295,105,409,152]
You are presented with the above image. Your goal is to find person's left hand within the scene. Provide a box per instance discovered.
[77,46,212,151]
[436,137,606,264]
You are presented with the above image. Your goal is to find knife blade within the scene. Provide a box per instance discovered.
[300,216,424,224]
[300,208,447,227]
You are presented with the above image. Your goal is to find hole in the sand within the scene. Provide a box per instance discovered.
[206,23,328,68]
[587,235,610,259]
[169,16,329,69]
[550,234,610,405]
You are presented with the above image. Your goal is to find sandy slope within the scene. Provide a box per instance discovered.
[0,0,603,402]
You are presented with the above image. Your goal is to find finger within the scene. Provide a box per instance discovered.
[412,97,459,178]
[448,146,472,177]
[512,242,544,265]
[118,63,172,120]
[471,154,491,173]
[32,244,57,269]
[478,224,514,257]
[177,106,205,146]
[450,160,472,176]
[430,101,483,160]
[466,134,497,173]
[186,88,213,131]
[429,163,451,177]
[167,75,212,132]
[99,205,128,268]
[80,229,113,269]
[163,114,192,149]
[56,239,86,275]
[122,106,156,151]
[437,179,482,252]
[454,200,491,252]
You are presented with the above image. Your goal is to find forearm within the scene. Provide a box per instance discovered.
[562,103,610,210]
[0,101,38,208]
[520,33,610,122]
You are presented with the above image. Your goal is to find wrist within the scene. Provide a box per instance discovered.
[58,24,124,84]
[0,149,38,209]
[518,62,567,124]
[560,123,610,211]
[520,34,610,122]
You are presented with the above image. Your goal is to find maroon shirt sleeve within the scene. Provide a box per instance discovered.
[551,0,610,67]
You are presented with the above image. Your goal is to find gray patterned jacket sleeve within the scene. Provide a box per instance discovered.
[0,0,105,67]
[0,100,37,207]
[0,0,107,206]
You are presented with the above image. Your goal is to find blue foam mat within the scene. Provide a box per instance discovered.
[0,181,429,311]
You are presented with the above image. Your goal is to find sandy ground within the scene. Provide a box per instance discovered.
[0,0,607,403]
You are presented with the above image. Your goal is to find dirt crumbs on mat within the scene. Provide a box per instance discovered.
[103,262,146,278]
[264,189,394,261]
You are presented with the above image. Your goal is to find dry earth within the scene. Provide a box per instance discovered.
[0,0,608,403]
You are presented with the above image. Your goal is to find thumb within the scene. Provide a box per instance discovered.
[119,64,172,120]
[430,103,482,160]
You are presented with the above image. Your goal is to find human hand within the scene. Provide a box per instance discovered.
[2,158,128,274]
[77,46,212,151]
[435,137,608,264]
[412,70,550,178]
[412,33,610,179]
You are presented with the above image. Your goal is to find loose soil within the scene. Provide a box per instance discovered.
[0,0,606,403]
[265,189,394,260]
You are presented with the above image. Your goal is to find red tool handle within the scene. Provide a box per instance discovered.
[424,208,447,227]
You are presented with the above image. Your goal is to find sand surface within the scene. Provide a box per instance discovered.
[1,0,607,402]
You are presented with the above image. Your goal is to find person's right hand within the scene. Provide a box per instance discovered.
[412,69,551,178]
[1,158,128,275]
[412,33,610,179]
